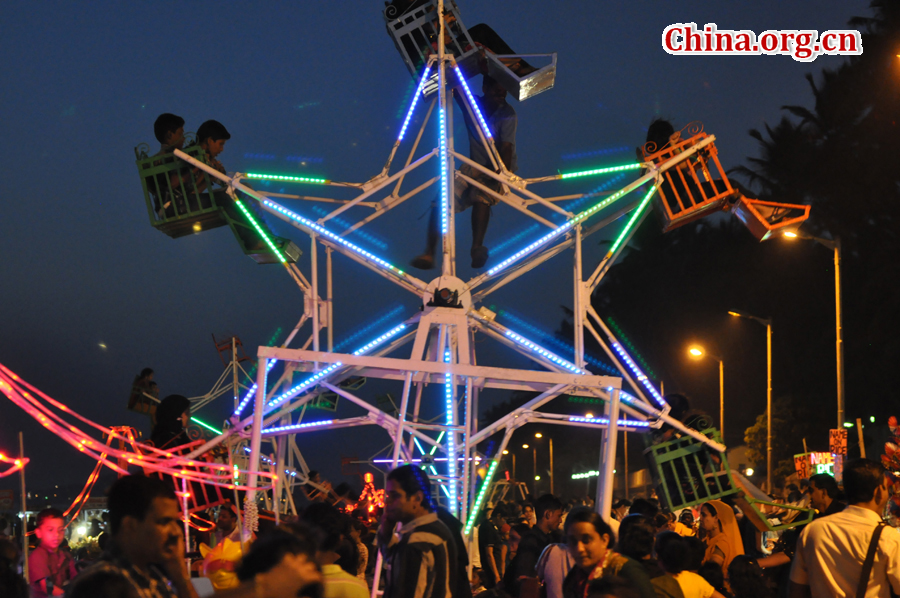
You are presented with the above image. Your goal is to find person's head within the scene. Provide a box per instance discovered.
[684,536,706,571]
[217,504,237,534]
[534,494,564,532]
[616,515,656,560]
[107,475,181,566]
[697,561,726,594]
[699,502,723,534]
[385,465,434,523]
[508,523,530,554]
[678,509,694,527]
[653,512,675,533]
[728,555,772,598]
[306,470,320,486]
[197,119,231,158]
[68,570,140,598]
[843,458,891,508]
[611,498,631,519]
[34,508,66,552]
[645,119,677,155]
[521,502,536,525]
[237,529,321,598]
[139,368,154,381]
[627,497,659,519]
[482,75,507,106]
[655,531,690,574]
[808,473,840,511]
[564,506,616,571]
[153,394,190,439]
[585,576,641,598]
[154,113,185,148]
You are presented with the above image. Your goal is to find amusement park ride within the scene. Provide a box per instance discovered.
[1,0,815,575]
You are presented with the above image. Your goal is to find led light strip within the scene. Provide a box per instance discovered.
[486,183,639,277]
[233,359,279,418]
[190,417,222,435]
[610,342,666,406]
[265,324,407,410]
[606,186,657,257]
[503,330,585,374]
[607,318,656,379]
[262,201,406,276]
[333,306,406,352]
[246,173,327,184]
[571,470,601,480]
[234,198,285,263]
[453,65,492,139]
[398,66,432,142]
[444,350,457,514]
[439,106,449,235]
[262,419,334,435]
[560,163,642,179]
[568,416,651,427]
[464,459,499,535]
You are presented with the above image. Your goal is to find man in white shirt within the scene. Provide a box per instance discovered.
[789,459,900,598]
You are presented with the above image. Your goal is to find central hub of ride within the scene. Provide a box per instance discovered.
[423,275,472,310]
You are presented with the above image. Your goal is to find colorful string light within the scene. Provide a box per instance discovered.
[233,198,285,263]
[453,65,492,139]
[262,201,406,276]
[190,416,223,436]
[568,416,651,427]
[0,452,28,478]
[571,470,600,480]
[439,106,450,235]
[262,420,334,435]
[245,173,328,184]
[503,330,586,374]
[560,163,642,179]
[398,66,432,142]
[464,459,499,535]
[233,359,279,418]
[610,341,666,406]
[606,186,657,257]
[444,350,457,514]
[606,318,656,379]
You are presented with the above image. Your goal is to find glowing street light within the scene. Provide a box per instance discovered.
[687,345,725,438]
[502,450,509,455]
[522,444,529,449]
[745,468,755,477]
[534,432,543,438]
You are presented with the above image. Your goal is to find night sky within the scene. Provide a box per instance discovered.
[0,1,869,496]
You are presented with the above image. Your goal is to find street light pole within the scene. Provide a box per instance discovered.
[719,359,725,440]
[783,232,844,429]
[729,310,773,492]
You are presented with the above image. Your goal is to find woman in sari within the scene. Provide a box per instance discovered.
[562,507,656,598]
[699,500,743,581]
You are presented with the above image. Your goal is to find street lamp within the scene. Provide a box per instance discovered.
[687,345,725,438]
[783,231,844,429]
[729,310,773,492]
[533,432,554,494]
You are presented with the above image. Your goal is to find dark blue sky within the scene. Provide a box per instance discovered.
[0,1,869,493]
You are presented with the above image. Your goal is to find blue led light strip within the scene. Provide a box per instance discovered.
[439,107,449,235]
[611,342,666,406]
[265,324,407,411]
[444,350,457,513]
[233,359,279,418]
[262,201,406,276]
[486,183,643,277]
[234,198,285,263]
[569,416,651,427]
[398,66,432,142]
[263,419,334,435]
[503,330,586,374]
[463,460,499,535]
[453,65,492,139]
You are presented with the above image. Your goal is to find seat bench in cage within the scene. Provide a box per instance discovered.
[645,428,814,532]
[135,144,301,264]
[383,0,556,101]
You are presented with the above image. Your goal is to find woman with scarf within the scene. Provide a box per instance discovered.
[562,507,655,598]
[699,500,743,584]
[150,394,192,450]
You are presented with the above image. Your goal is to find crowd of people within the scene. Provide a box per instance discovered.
[0,457,897,598]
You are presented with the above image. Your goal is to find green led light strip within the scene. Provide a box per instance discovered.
[246,173,328,184]
[560,163,642,180]
[234,198,286,263]
[191,416,222,435]
[607,317,657,379]
[606,186,657,256]
[464,459,499,535]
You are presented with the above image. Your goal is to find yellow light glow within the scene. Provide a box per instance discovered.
[502,450,509,455]
[585,413,594,419]
[728,311,741,317]
[192,222,202,233]
[689,347,704,357]
[783,231,798,238]
[745,468,755,476]
[534,475,541,480]
[522,444,529,449]
[535,433,543,438]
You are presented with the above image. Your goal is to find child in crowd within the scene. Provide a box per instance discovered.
[29,508,77,597]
